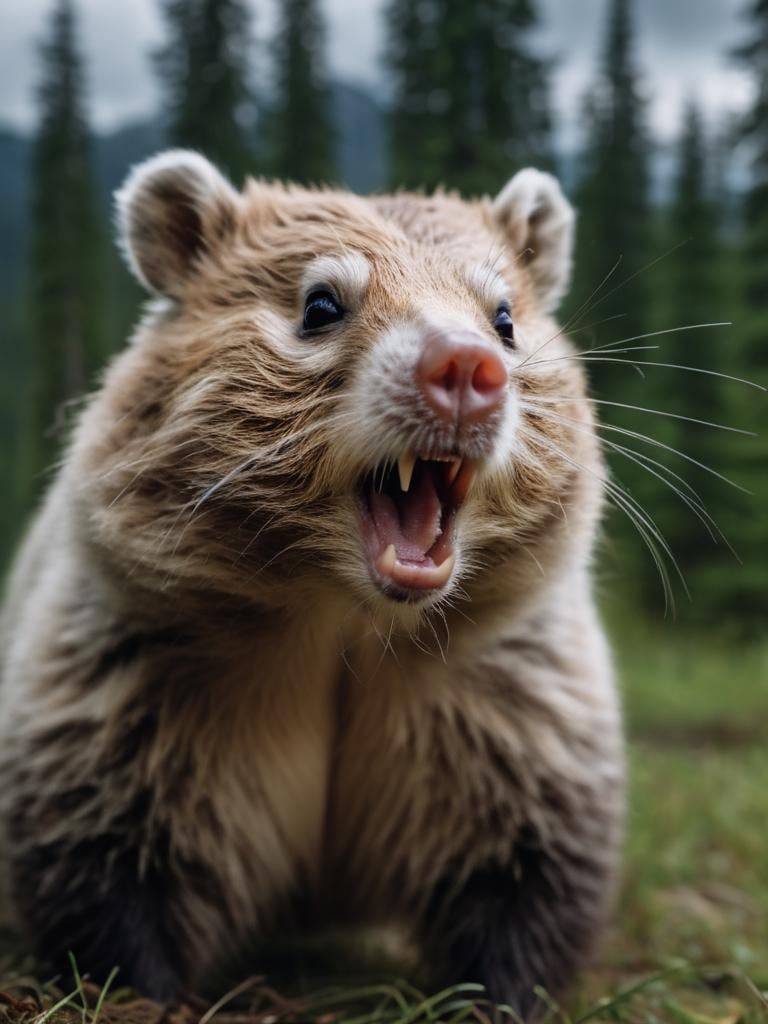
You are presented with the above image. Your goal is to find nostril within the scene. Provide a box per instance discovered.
[418,331,509,424]
[472,353,507,395]
[431,359,460,393]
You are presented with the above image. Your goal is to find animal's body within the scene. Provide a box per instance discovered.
[0,152,624,1018]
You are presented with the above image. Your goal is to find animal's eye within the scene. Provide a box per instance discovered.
[303,290,344,332]
[493,303,515,347]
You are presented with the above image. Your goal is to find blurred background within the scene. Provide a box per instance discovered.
[0,0,767,1015]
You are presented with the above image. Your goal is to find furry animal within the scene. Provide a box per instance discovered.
[0,151,624,1019]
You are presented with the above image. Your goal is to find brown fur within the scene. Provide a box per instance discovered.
[0,153,624,1018]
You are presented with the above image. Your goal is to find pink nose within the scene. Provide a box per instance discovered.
[417,331,508,424]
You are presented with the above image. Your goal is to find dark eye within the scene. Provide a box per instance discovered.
[493,303,514,346]
[302,290,344,332]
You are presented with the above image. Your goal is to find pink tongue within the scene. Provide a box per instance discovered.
[368,469,443,563]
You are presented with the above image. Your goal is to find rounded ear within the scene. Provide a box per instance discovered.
[115,150,241,298]
[493,168,575,313]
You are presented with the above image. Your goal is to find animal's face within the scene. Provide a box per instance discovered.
[89,151,602,620]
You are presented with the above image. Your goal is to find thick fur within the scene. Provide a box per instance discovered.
[0,154,624,1018]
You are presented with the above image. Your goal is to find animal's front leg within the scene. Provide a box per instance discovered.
[1,645,245,1000]
[12,824,191,1000]
[332,630,623,1021]
[420,834,615,1019]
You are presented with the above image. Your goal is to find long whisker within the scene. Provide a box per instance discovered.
[557,312,628,340]
[516,314,631,371]
[192,453,261,512]
[523,321,733,374]
[528,395,755,436]
[438,592,476,627]
[556,257,625,336]
[521,427,683,611]
[158,408,358,557]
[233,511,283,565]
[520,257,625,366]
[526,353,766,391]
[604,477,682,613]
[525,402,750,494]
[187,408,358,514]
[590,357,767,391]
[521,425,680,576]
[575,345,661,356]
[522,402,737,558]
[522,345,663,371]
[523,241,695,370]
[573,239,691,324]
[425,614,447,663]
[607,440,739,560]
[522,402,705,505]
[581,321,732,353]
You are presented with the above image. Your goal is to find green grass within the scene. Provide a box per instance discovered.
[617,620,768,737]
[574,613,768,1022]
[1,616,767,1022]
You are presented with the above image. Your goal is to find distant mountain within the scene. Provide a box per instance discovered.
[87,80,388,199]
[0,79,388,307]
[0,82,747,310]
[92,117,168,198]
[331,80,388,193]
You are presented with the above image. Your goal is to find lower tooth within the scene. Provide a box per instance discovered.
[435,552,456,580]
[377,544,397,575]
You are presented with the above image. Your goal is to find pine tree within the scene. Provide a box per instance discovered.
[385,0,437,189]
[573,0,651,343]
[385,0,552,194]
[24,0,105,499]
[155,0,256,181]
[721,0,768,627]
[660,102,731,608]
[266,0,336,184]
[571,0,663,603]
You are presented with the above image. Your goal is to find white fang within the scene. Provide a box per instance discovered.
[398,452,417,492]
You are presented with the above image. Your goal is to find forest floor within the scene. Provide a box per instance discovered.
[1,616,766,1024]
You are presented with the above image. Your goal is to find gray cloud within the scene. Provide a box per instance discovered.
[0,0,753,141]
[536,0,752,143]
[0,0,163,127]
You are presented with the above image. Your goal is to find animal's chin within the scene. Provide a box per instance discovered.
[357,452,478,603]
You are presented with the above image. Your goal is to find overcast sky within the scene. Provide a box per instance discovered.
[0,0,754,145]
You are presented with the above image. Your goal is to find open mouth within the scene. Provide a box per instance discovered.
[358,453,477,598]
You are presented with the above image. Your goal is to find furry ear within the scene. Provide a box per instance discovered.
[115,150,240,298]
[493,169,575,313]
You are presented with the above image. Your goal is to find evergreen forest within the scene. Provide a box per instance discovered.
[0,0,765,632]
